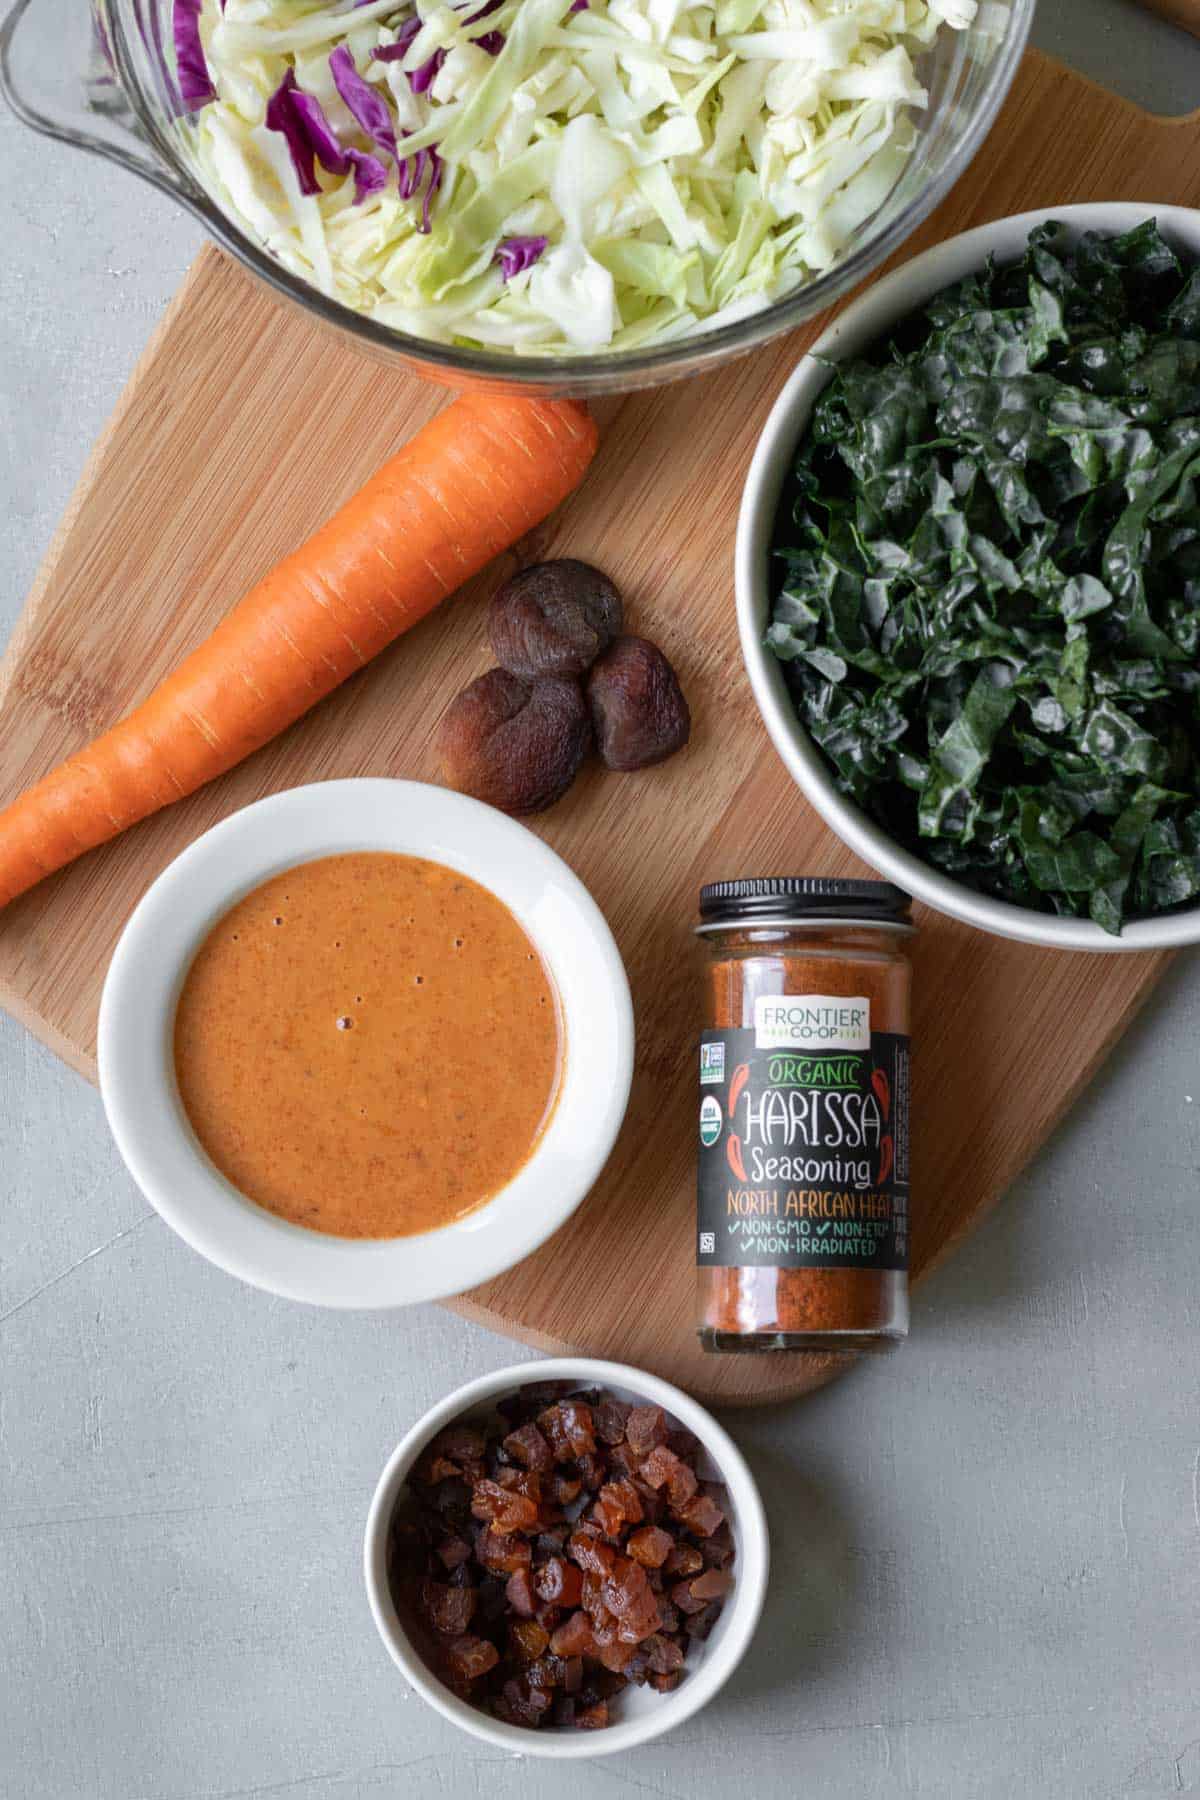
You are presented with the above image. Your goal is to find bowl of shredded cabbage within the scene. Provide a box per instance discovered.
[1,0,1031,386]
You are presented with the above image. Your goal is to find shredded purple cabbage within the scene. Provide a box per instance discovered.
[265,69,321,195]
[369,15,445,89]
[370,13,423,61]
[172,0,215,108]
[495,235,549,280]
[267,70,388,203]
[395,145,443,232]
[372,3,500,83]
[291,87,389,199]
[406,47,446,92]
[569,1,589,12]
[329,43,399,159]
[420,152,443,232]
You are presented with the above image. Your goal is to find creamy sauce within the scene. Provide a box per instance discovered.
[174,852,562,1238]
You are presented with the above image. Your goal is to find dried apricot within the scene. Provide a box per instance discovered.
[476,1526,532,1574]
[586,637,690,772]
[690,1567,733,1602]
[419,1579,476,1635]
[447,1634,499,1682]
[490,561,623,679]
[549,1610,596,1658]
[591,1478,644,1539]
[627,1525,674,1568]
[534,1557,583,1608]
[675,1493,725,1537]
[505,1567,537,1617]
[509,1619,550,1662]
[663,1542,703,1578]
[502,1423,553,1472]
[625,1406,670,1456]
[437,668,590,815]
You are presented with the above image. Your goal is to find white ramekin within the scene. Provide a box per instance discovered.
[97,779,634,1306]
[737,202,1200,954]
[363,1357,769,1758]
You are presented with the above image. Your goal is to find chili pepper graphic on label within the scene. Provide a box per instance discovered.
[878,1135,894,1186]
[726,1135,748,1182]
[871,1067,891,1121]
[728,1062,750,1118]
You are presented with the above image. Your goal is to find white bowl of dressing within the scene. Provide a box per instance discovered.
[98,779,634,1307]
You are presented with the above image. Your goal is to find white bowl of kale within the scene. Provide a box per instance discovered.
[737,204,1200,952]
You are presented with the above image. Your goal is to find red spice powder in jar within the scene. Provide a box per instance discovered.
[695,878,914,1353]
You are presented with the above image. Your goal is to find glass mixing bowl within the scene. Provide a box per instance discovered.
[0,0,1033,391]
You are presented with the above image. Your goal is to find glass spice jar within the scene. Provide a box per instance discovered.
[695,877,914,1354]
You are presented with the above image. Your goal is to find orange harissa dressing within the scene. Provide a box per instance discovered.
[174,851,562,1238]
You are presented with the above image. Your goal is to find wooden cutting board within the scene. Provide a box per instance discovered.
[1,49,1195,1405]
[1142,0,1200,36]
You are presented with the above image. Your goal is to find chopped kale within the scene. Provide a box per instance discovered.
[767,219,1200,933]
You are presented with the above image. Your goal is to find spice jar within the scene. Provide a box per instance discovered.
[695,878,914,1354]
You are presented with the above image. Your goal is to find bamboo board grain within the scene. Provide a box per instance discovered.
[0,49,1194,1405]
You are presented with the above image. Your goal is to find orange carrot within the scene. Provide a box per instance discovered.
[0,392,598,908]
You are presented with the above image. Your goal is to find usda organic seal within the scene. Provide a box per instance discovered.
[699,1095,722,1149]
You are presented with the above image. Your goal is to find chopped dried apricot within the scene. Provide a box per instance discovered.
[538,1399,596,1461]
[670,1578,710,1617]
[598,1639,636,1673]
[549,1610,595,1658]
[690,1566,733,1602]
[446,1634,499,1682]
[638,1444,681,1489]
[509,1619,550,1662]
[502,1422,553,1472]
[419,1579,476,1636]
[505,1567,537,1618]
[627,1525,674,1568]
[645,1633,685,1675]
[663,1542,703,1578]
[576,1451,606,1490]
[471,1478,539,1533]
[568,1530,617,1577]
[476,1526,532,1575]
[534,1557,583,1608]
[625,1405,670,1456]
[602,1558,662,1643]
[675,1493,724,1537]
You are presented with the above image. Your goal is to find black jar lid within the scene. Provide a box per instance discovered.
[697,876,912,929]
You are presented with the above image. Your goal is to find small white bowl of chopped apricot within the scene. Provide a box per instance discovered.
[363,1358,769,1757]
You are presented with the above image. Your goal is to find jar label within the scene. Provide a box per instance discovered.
[696,1019,910,1272]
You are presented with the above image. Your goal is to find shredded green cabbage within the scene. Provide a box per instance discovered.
[184,0,976,355]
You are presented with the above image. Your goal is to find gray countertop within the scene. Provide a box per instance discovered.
[3,6,1200,1797]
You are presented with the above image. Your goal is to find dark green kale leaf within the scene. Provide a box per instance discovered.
[767,220,1200,933]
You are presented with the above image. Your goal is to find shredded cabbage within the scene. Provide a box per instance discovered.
[180,0,975,355]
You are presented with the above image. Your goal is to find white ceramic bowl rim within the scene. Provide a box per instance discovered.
[363,1357,770,1759]
[736,202,1200,954]
[97,780,634,1306]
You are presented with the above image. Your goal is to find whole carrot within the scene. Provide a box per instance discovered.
[0,392,598,908]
